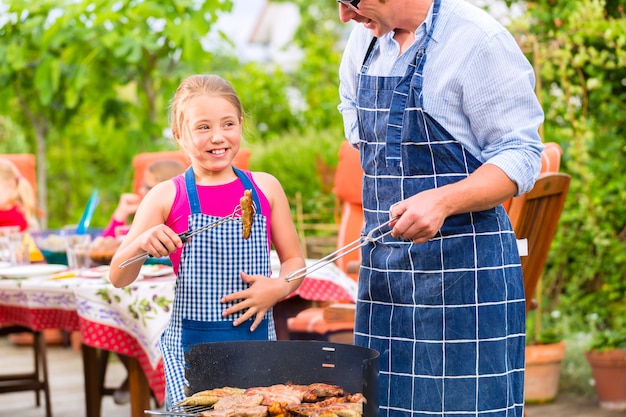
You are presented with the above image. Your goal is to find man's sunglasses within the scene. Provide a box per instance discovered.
[337,0,360,11]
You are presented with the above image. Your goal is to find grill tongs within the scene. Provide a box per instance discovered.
[120,202,252,269]
[284,216,399,282]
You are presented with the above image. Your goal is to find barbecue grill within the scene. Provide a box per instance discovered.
[146,340,380,417]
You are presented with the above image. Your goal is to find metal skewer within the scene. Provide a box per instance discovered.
[284,216,398,282]
[119,203,252,269]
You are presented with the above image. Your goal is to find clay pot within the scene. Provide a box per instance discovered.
[524,341,566,404]
[585,348,626,410]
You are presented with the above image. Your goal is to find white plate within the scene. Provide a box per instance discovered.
[0,264,68,278]
[140,265,174,277]
[0,261,11,269]
[80,265,110,278]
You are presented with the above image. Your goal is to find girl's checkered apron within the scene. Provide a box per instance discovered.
[161,167,274,406]
[353,1,526,416]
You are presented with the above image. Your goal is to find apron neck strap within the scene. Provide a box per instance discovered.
[184,166,262,215]
[361,0,440,71]
[232,166,262,214]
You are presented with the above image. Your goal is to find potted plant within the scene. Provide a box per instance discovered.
[524,310,566,404]
[584,311,626,410]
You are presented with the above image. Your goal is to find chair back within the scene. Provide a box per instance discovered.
[540,142,563,173]
[502,142,563,212]
[332,142,364,280]
[507,172,571,312]
[131,149,251,194]
[131,151,190,194]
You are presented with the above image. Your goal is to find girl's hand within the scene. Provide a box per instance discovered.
[220,272,291,331]
[138,224,184,258]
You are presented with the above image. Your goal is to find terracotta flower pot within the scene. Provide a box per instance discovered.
[585,348,626,410]
[524,341,566,404]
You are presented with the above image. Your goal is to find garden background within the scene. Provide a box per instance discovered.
[1,0,625,399]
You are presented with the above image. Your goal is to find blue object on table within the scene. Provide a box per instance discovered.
[76,189,100,235]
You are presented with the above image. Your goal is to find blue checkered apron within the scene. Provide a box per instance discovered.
[160,167,274,406]
[353,1,526,416]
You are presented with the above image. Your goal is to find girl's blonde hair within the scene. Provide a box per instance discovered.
[0,158,39,230]
[168,74,243,157]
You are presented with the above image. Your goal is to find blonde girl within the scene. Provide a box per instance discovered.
[109,74,305,407]
[0,158,39,231]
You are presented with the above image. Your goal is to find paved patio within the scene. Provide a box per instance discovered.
[0,335,136,417]
[0,335,623,417]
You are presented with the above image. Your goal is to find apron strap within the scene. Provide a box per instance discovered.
[185,168,202,215]
[362,37,378,67]
[233,167,263,215]
[184,166,263,215]
[380,0,441,166]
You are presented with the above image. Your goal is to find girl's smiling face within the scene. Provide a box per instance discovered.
[179,94,243,172]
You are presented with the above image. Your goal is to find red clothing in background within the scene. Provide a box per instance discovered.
[0,205,28,231]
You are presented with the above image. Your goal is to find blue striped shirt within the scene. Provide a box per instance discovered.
[338,0,544,194]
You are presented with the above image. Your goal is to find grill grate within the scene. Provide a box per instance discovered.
[145,403,213,416]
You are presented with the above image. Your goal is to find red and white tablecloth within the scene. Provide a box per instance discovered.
[271,251,357,302]
[0,277,81,331]
[0,273,174,405]
[0,255,355,405]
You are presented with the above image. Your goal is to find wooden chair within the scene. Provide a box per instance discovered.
[502,142,563,212]
[331,142,364,282]
[131,149,251,195]
[131,151,190,195]
[507,172,571,312]
[0,326,52,417]
[287,143,363,343]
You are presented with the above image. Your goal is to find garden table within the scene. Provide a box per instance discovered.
[0,254,355,417]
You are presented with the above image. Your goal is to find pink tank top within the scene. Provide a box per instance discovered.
[166,171,272,274]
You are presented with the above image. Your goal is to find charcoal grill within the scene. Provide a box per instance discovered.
[146,340,379,417]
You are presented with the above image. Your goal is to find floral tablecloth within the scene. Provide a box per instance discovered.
[0,272,175,405]
[73,276,174,368]
[0,276,82,331]
[0,255,355,406]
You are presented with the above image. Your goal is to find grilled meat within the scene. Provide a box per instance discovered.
[180,387,246,406]
[202,405,269,417]
[179,383,364,417]
[240,189,253,239]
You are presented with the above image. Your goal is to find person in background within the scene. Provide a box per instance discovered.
[336,1,544,416]
[100,158,186,405]
[102,159,186,238]
[0,158,39,232]
[0,159,59,344]
[109,74,305,407]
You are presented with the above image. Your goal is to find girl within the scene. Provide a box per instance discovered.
[109,74,305,407]
[0,158,39,232]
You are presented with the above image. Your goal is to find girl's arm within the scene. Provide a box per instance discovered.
[109,180,182,287]
[221,172,306,330]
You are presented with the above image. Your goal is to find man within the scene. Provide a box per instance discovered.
[336,0,544,416]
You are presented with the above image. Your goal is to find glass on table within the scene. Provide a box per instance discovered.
[0,236,11,264]
[0,225,21,237]
[7,231,31,266]
[62,228,93,272]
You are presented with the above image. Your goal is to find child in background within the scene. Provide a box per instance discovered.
[0,158,39,231]
[103,159,186,238]
[100,159,186,405]
[109,74,305,407]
